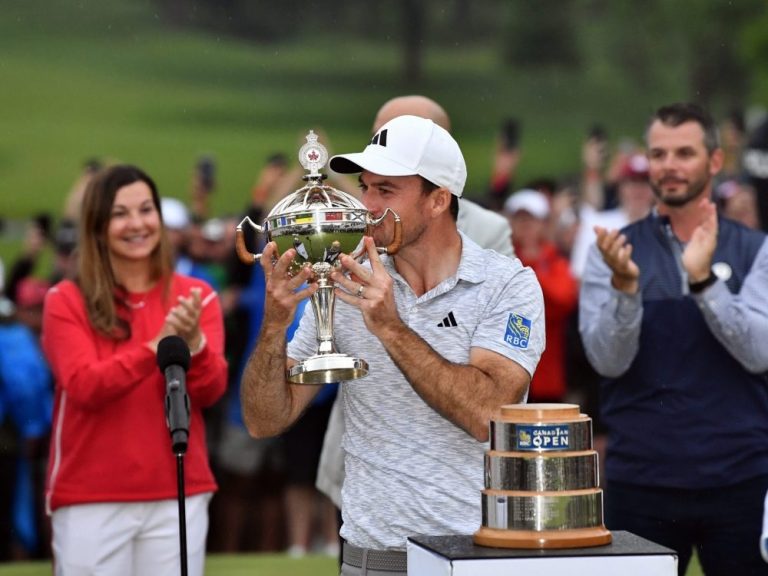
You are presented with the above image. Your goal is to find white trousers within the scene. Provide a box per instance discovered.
[52,493,211,576]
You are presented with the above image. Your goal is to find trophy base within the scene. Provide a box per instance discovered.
[288,354,368,385]
[473,526,612,549]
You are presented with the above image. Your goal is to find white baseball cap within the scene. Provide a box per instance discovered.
[503,189,550,219]
[329,115,467,197]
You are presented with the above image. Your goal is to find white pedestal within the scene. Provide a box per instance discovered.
[407,531,677,576]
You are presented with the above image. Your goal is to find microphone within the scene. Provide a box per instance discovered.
[157,335,191,455]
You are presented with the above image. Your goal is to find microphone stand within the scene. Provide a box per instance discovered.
[169,404,190,576]
[176,451,188,576]
[158,335,192,576]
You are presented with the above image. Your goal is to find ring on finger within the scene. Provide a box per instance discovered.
[356,284,365,298]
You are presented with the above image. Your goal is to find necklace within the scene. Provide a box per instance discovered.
[119,278,157,311]
[122,282,155,310]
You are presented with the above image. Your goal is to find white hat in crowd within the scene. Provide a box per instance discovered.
[503,189,550,219]
[330,115,467,197]
[161,197,190,231]
[201,218,226,242]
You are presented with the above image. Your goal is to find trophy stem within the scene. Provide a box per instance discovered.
[287,266,369,385]
[311,276,338,355]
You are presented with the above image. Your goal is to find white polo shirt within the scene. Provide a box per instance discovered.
[287,232,545,549]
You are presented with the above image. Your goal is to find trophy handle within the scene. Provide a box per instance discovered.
[235,216,266,265]
[364,208,402,256]
[381,209,402,255]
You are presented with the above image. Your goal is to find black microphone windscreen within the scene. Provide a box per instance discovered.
[157,335,191,372]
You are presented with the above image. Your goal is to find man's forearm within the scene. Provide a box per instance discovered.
[694,254,768,373]
[379,323,525,442]
[240,325,297,438]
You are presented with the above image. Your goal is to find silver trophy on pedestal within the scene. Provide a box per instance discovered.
[474,403,611,549]
[235,130,401,384]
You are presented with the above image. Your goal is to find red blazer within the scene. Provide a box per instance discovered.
[42,274,227,511]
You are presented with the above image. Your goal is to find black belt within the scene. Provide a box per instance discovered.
[342,542,407,572]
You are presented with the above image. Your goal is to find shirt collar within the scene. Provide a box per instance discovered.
[381,230,487,291]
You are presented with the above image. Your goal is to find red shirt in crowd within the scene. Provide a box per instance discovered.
[514,242,579,402]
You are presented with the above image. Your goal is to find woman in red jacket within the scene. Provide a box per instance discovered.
[42,165,227,576]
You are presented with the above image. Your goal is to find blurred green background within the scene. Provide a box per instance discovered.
[3,0,768,229]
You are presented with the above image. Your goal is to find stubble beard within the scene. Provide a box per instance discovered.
[652,173,710,208]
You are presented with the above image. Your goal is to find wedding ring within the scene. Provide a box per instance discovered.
[356,284,365,298]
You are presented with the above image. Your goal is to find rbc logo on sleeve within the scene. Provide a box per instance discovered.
[504,313,531,349]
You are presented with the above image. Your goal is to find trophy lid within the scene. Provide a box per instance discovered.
[269,184,366,215]
[267,130,367,217]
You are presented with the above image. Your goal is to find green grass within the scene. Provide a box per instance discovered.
[0,551,704,575]
[0,554,337,576]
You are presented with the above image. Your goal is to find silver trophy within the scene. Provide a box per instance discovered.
[235,130,401,385]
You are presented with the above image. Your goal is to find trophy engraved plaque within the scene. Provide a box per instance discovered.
[235,130,402,385]
[473,403,612,549]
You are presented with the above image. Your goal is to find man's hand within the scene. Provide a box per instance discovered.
[260,242,317,331]
[594,226,640,294]
[331,237,400,338]
[682,196,718,283]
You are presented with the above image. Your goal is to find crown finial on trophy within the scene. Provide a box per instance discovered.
[299,130,329,182]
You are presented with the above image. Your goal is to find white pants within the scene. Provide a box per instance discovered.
[52,493,211,576]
